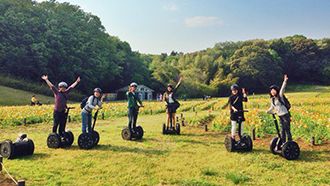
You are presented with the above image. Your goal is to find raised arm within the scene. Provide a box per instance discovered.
[41,75,54,88]
[68,76,80,89]
[242,88,248,102]
[279,74,288,97]
[174,77,183,91]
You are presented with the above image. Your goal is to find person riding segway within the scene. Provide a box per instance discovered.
[122,82,144,140]
[224,84,253,152]
[42,75,80,148]
[267,75,300,160]
[78,88,103,149]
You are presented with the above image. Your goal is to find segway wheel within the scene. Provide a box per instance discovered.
[282,141,300,160]
[47,133,61,148]
[176,123,181,135]
[66,131,74,147]
[121,128,132,140]
[162,123,166,135]
[78,133,94,149]
[242,135,253,152]
[136,126,144,140]
[92,131,100,146]
[26,139,35,155]
[0,140,14,159]
[224,136,234,152]
[270,137,282,154]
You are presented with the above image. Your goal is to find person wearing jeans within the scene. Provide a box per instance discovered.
[81,88,102,133]
[267,74,292,143]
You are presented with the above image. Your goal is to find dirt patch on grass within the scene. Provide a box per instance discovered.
[0,174,16,186]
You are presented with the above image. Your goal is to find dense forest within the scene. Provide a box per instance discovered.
[0,0,329,99]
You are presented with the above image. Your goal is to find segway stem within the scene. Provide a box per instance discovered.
[272,114,282,139]
[92,110,99,130]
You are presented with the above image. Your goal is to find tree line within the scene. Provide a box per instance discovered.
[0,0,329,99]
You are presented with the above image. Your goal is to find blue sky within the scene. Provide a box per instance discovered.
[52,0,330,54]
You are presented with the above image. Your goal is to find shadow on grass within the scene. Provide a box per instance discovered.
[93,144,168,155]
[180,132,223,138]
[298,150,330,162]
[15,152,50,160]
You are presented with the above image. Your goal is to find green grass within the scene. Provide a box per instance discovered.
[0,85,54,106]
[0,111,329,186]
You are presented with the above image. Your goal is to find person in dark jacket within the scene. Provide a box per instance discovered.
[163,77,182,129]
[227,84,248,139]
[127,82,143,132]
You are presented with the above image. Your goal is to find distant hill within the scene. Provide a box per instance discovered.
[0,85,54,106]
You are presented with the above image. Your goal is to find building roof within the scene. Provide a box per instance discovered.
[116,84,154,92]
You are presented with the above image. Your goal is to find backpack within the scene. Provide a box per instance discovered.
[273,95,291,111]
[80,96,96,109]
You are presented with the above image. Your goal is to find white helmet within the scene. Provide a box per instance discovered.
[130,82,138,87]
[58,82,68,88]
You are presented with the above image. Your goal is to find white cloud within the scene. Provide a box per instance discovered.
[163,3,178,12]
[184,16,223,28]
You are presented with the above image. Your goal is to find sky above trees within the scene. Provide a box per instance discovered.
[42,0,330,54]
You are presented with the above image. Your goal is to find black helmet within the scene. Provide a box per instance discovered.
[269,85,279,91]
[230,84,239,91]
[94,88,102,93]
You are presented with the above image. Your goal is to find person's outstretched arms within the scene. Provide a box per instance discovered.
[279,74,288,98]
[41,75,54,88]
[266,103,275,114]
[69,76,81,89]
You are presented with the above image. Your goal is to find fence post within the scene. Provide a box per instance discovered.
[17,180,25,186]
[102,112,105,120]
[252,128,256,140]
[205,125,208,132]
[0,155,3,171]
[150,110,153,115]
[23,118,27,125]
[181,113,183,119]
[310,136,315,146]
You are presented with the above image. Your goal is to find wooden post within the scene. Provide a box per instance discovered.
[252,128,256,140]
[23,118,27,125]
[17,180,25,186]
[150,110,153,115]
[180,113,183,119]
[310,137,315,146]
[0,155,3,171]
[102,112,105,120]
[205,125,208,132]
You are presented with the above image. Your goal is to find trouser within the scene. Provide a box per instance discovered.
[128,107,139,131]
[279,114,292,143]
[53,111,67,135]
[81,111,92,133]
[231,120,243,137]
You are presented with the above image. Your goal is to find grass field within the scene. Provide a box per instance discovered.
[0,85,54,106]
[0,87,329,185]
[0,110,329,185]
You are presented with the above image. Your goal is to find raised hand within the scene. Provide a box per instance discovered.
[76,76,81,83]
[242,88,246,94]
[41,75,48,80]
[284,74,288,81]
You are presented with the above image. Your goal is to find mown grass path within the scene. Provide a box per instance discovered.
[0,112,329,186]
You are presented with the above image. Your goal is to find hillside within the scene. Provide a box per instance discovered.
[0,85,53,106]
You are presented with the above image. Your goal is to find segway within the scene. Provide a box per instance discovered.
[269,114,300,160]
[224,110,253,152]
[162,112,180,135]
[78,110,100,149]
[47,107,75,148]
[122,107,144,140]
[0,134,34,159]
